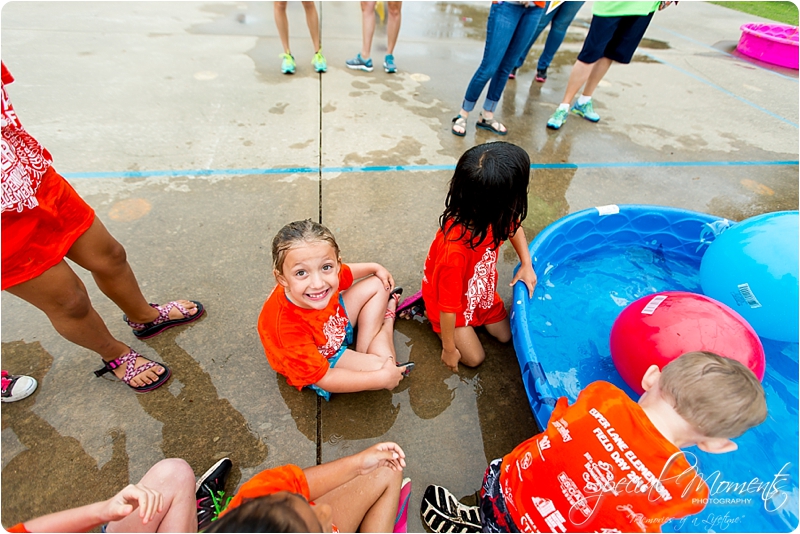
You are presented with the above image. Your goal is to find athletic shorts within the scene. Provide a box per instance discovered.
[576,12,656,64]
[479,459,519,533]
[1,167,95,291]
[307,294,354,401]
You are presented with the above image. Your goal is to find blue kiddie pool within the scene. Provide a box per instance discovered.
[510,205,799,532]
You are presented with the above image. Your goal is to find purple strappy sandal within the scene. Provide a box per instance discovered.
[94,349,171,393]
[124,300,205,339]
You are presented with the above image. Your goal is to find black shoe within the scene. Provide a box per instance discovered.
[535,68,547,83]
[196,458,233,531]
[420,485,481,533]
[508,67,518,80]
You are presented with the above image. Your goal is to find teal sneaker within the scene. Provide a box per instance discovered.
[384,54,397,73]
[312,50,327,73]
[345,53,373,72]
[547,107,569,130]
[281,53,296,75]
[571,100,600,122]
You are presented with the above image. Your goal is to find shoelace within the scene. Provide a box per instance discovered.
[204,485,232,524]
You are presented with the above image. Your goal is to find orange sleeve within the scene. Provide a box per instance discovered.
[437,253,466,313]
[257,293,330,389]
[339,264,354,291]
[5,524,30,533]
[222,465,309,517]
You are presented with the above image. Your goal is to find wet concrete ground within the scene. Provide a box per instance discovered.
[1,1,798,532]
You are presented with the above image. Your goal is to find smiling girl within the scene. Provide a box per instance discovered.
[258,219,412,400]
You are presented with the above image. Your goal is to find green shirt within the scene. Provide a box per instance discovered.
[592,1,660,17]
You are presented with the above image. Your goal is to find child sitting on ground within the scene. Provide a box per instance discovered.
[421,351,767,533]
[208,442,409,533]
[402,142,537,372]
[258,219,412,400]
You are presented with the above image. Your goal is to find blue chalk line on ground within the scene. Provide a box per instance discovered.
[62,160,798,180]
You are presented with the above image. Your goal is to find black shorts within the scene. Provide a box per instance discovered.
[577,12,655,64]
[479,459,519,533]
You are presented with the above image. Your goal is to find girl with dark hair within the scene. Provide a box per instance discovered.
[416,142,537,372]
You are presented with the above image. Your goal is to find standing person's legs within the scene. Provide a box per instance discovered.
[537,0,585,71]
[105,459,198,533]
[484,5,543,109]
[453,2,519,134]
[360,1,377,59]
[274,2,291,54]
[5,261,165,387]
[513,3,555,71]
[581,57,613,97]
[314,466,403,533]
[386,2,402,55]
[302,1,321,51]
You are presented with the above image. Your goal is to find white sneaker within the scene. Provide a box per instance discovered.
[1,371,38,402]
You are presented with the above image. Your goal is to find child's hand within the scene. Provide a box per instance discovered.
[373,264,395,291]
[510,264,537,299]
[357,442,407,475]
[101,484,163,525]
[441,347,461,373]
[381,357,405,389]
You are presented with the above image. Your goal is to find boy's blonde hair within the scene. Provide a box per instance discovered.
[272,219,340,274]
[659,351,766,439]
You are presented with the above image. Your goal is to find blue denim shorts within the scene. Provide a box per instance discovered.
[308,295,354,401]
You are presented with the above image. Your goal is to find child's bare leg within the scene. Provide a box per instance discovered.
[106,459,197,533]
[314,466,402,533]
[342,276,392,354]
[453,326,486,367]
[484,317,511,343]
[334,349,389,372]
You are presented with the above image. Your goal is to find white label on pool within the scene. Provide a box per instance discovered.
[641,295,668,315]
[737,283,763,309]
[596,205,620,216]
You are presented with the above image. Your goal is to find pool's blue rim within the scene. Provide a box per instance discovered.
[511,204,725,427]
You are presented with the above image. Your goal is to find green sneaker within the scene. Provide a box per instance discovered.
[571,100,600,122]
[547,107,569,130]
[312,50,327,73]
[281,53,296,75]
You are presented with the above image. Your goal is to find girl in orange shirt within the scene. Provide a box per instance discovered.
[411,142,537,372]
[258,220,412,400]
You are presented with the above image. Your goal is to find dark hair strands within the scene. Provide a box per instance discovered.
[440,142,530,250]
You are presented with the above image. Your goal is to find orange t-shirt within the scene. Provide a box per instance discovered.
[421,224,506,332]
[221,465,339,532]
[501,382,709,532]
[6,524,28,533]
[258,264,354,389]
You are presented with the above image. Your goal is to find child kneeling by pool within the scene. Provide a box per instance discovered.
[421,351,767,533]
[258,220,412,400]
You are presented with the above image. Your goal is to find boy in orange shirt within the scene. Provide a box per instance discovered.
[421,352,767,532]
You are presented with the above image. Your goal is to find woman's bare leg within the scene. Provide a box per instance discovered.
[302,1,321,51]
[65,218,198,325]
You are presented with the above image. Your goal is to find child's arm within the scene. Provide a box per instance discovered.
[304,442,406,501]
[439,312,461,372]
[22,484,163,533]
[508,227,537,298]
[347,262,395,291]
[315,358,404,392]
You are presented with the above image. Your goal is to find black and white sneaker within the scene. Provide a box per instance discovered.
[421,484,481,533]
[196,457,233,531]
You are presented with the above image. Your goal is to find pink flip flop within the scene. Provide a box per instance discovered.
[394,477,411,533]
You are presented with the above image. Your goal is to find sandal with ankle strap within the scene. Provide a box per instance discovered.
[476,113,507,136]
[125,300,205,339]
[397,289,426,320]
[94,349,171,393]
[451,115,467,137]
[385,287,403,320]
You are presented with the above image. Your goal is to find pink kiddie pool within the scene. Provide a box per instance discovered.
[737,22,799,69]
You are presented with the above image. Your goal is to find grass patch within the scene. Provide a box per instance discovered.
[709,1,798,26]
